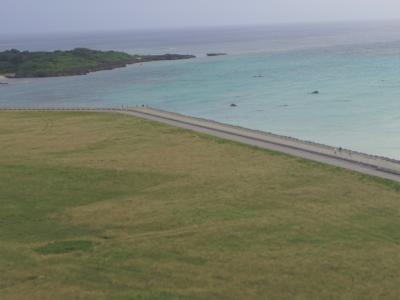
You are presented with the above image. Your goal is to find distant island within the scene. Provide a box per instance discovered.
[0,48,196,78]
[207,53,227,57]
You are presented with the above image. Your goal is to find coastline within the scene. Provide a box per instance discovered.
[0,49,195,78]
[1,106,400,182]
[125,107,400,177]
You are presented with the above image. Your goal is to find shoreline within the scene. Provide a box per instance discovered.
[1,106,400,182]
[125,107,400,177]
[0,49,195,79]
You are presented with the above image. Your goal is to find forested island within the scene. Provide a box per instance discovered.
[0,48,195,78]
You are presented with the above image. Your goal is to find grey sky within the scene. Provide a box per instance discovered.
[2,0,400,34]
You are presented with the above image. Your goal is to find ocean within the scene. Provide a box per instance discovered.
[1,21,400,159]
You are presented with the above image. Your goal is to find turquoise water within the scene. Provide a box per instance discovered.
[1,22,400,159]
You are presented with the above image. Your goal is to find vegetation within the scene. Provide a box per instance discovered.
[0,48,195,78]
[35,241,94,255]
[207,53,227,56]
[1,111,400,299]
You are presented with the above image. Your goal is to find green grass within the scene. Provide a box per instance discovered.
[35,241,94,255]
[1,111,400,299]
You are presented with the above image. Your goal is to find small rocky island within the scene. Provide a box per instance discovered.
[207,53,227,57]
[0,48,196,78]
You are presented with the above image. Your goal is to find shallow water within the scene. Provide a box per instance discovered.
[1,21,400,159]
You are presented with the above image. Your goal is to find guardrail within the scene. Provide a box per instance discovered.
[0,107,118,111]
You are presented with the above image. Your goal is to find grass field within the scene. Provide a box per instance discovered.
[1,111,400,300]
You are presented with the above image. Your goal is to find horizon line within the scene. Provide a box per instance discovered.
[2,18,400,38]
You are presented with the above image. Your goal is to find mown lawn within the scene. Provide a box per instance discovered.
[1,111,400,300]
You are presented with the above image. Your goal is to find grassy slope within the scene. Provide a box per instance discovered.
[1,112,400,300]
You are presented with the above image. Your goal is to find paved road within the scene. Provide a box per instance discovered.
[2,107,400,182]
[121,108,400,183]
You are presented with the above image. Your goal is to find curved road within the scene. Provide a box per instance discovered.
[2,107,400,183]
[121,108,400,183]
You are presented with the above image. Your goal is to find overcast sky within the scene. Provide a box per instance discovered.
[2,0,400,34]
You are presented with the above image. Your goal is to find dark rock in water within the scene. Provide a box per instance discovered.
[207,53,227,57]
[279,104,289,107]
[253,75,264,78]
[230,103,238,107]
[311,90,320,94]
